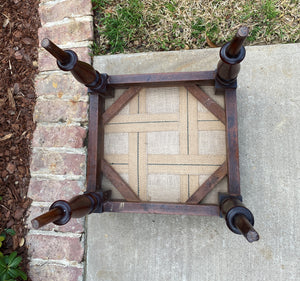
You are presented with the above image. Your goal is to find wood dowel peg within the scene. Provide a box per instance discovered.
[233,214,259,243]
[31,207,63,229]
[41,38,70,64]
[226,26,249,58]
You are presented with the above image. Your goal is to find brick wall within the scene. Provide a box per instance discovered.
[26,0,93,280]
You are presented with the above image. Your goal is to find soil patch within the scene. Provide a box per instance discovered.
[0,0,40,278]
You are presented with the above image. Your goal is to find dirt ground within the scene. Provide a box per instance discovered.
[0,0,40,278]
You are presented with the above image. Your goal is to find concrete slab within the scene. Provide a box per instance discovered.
[86,44,300,281]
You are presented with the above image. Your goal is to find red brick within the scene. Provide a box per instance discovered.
[32,125,87,148]
[27,234,84,262]
[33,99,88,123]
[38,21,93,45]
[28,179,83,201]
[39,0,92,25]
[35,73,88,99]
[38,47,91,72]
[29,264,83,281]
[27,205,84,233]
[30,151,86,176]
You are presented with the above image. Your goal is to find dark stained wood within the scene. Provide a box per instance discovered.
[185,85,226,124]
[215,27,248,90]
[101,159,140,201]
[234,214,259,243]
[31,207,63,229]
[41,38,70,64]
[102,201,220,216]
[87,94,105,192]
[226,26,249,58]
[220,197,259,243]
[108,71,215,88]
[102,86,142,124]
[41,38,112,96]
[225,88,240,196]
[68,193,97,217]
[186,162,227,204]
[42,38,97,85]
[31,192,103,229]
[71,60,98,86]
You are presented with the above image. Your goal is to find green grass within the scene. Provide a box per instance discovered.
[262,0,280,20]
[92,0,300,55]
[93,0,145,53]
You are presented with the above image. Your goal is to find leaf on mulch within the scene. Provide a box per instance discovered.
[0,98,7,107]
[22,37,33,45]
[14,51,22,60]
[3,17,10,28]
[6,162,16,174]
[7,88,16,109]
[0,133,13,142]
[14,208,25,220]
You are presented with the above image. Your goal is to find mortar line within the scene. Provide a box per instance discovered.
[28,229,82,238]
[42,16,93,28]
[30,258,84,268]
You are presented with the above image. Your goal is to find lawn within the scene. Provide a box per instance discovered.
[91,0,299,55]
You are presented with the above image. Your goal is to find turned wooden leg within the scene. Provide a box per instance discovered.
[215,26,249,94]
[219,195,259,243]
[41,38,113,97]
[31,191,111,229]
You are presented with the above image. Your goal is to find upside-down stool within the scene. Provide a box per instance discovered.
[32,27,259,243]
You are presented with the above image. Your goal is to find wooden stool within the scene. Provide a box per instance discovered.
[32,27,259,243]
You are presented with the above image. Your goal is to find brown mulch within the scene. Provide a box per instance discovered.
[0,0,40,279]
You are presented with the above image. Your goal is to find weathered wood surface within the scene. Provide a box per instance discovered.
[225,88,240,195]
[103,201,220,216]
[87,94,105,192]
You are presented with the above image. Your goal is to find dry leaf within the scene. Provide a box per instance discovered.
[15,50,23,60]
[13,30,22,38]
[7,88,16,109]
[3,18,9,28]
[0,98,6,107]
[22,37,33,45]
[0,133,13,141]
[206,36,218,48]
[13,83,20,94]
[19,237,25,247]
